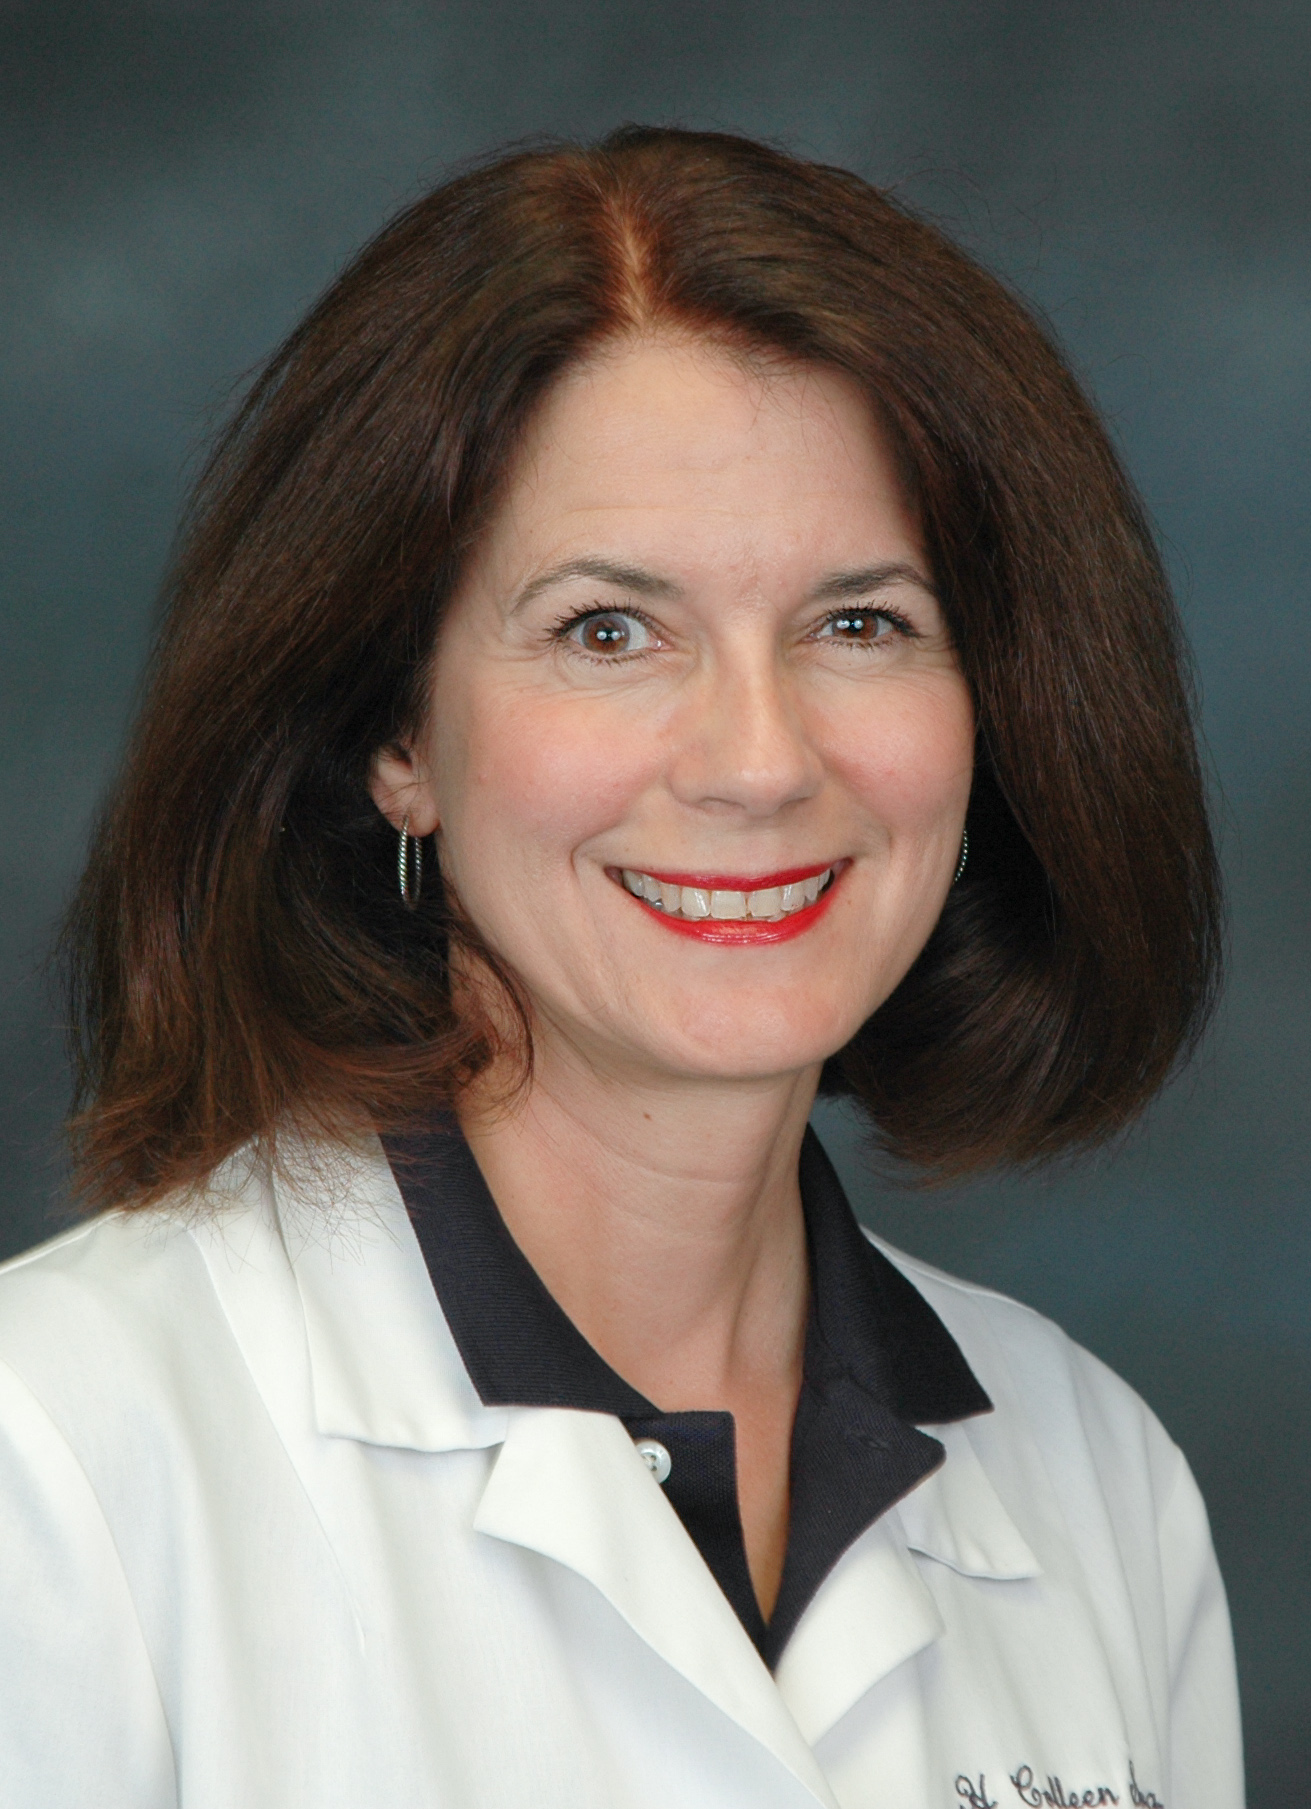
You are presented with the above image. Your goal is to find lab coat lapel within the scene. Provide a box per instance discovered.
[205,1139,1034,1796]
[475,1406,841,1809]
[277,1134,509,1453]
[895,1420,1041,1583]
[775,1421,1040,1747]
[773,1511,944,1747]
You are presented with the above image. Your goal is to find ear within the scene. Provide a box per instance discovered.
[368,742,441,837]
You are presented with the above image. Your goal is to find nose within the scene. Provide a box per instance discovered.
[666,647,824,819]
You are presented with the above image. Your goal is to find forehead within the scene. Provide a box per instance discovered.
[478,334,919,579]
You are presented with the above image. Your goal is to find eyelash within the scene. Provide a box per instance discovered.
[548,602,919,659]
[549,604,663,660]
[811,606,918,643]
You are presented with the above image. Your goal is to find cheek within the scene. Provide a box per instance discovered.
[826,678,974,828]
[437,688,657,861]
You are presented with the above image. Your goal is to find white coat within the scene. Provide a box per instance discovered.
[0,1136,1243,1809]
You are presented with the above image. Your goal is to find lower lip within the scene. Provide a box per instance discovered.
[621,872,843,944]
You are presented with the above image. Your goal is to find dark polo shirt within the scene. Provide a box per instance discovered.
[383,1121,990,1668]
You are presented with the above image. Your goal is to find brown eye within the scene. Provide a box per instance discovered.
[831,612,877,640]
[816,609,901,644]
[566,611,653,654]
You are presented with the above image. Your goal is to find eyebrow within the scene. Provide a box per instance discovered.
[808,562,937,602]
[510,555,936,613]
[511,557,684,612]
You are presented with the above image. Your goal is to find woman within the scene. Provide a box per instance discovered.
[0,129,1239,1806]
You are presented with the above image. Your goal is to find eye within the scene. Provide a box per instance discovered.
[561,609,657,656]
[812,607,912,645]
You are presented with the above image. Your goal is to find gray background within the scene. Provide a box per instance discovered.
[2,0,1307,1794]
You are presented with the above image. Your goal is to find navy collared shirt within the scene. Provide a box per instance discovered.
[383,1120,990,1668]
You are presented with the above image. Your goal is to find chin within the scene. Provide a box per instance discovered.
[643,997,865,1083]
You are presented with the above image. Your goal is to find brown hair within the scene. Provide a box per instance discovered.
[63,126,1222,1208]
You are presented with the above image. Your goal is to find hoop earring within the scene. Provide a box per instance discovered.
[952,828,969,886]
[398,814,423,909]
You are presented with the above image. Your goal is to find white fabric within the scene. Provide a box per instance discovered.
[0,1136,1243,1808]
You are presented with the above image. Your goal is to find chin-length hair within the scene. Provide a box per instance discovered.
[63,126,1222,1209]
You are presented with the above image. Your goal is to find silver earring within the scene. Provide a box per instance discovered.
[398,814,422,909]
[953,828,969,885]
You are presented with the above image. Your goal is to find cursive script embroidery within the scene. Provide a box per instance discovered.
[957,1776,999,1809]
[1127,1764,1164,1808]
[1009,1765,1120,1807]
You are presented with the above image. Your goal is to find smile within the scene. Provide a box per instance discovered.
[610,861,845,944]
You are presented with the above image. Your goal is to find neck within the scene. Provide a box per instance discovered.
[457,1041,818,1411]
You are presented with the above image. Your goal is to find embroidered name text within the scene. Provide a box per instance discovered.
[1009,1766,1120,1807]
[1128,1764,1164,1808]
[956,1775,999,1809]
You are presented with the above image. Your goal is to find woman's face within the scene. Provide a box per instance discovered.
[375,336,974,1088]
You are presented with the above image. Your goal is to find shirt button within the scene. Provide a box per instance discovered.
[634,1438,672,1484]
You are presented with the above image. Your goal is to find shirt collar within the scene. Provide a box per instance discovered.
[186,1133,1033,1765]
[796,1126,991,1423]
[384,1117,991,1663]
[384,1117,990,1429]
[238,1126,1033,1698]
[384,1119,653,1416]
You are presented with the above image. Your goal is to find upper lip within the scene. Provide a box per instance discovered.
[617,860,841,891]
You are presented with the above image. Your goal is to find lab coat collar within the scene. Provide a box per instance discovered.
[897,1420,1041,1584]
[273,1134,1040,1551]
[270,1133,1037,1776]
[273,1134,509,1452]
[383,1115,997,1664]
[273,1146,841,1803]
[474,1404,1039,1772]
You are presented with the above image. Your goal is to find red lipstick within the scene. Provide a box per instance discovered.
[636,862,834,892]
[610,859,847,945]
[652,887,840,944]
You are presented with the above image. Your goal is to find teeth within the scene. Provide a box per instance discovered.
[620,868,833,922]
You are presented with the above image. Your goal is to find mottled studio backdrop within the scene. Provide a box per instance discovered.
[2,1,1307,1795]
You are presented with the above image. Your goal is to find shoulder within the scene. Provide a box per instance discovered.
[0,1155,290,1459]
[0,1208,216,1358]
[0,1134,420,1462]
[872,1241,1241,1790]
[870,1232,1187,1521]
[0,1136,355,1362]
[871,1229,1165,1428]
